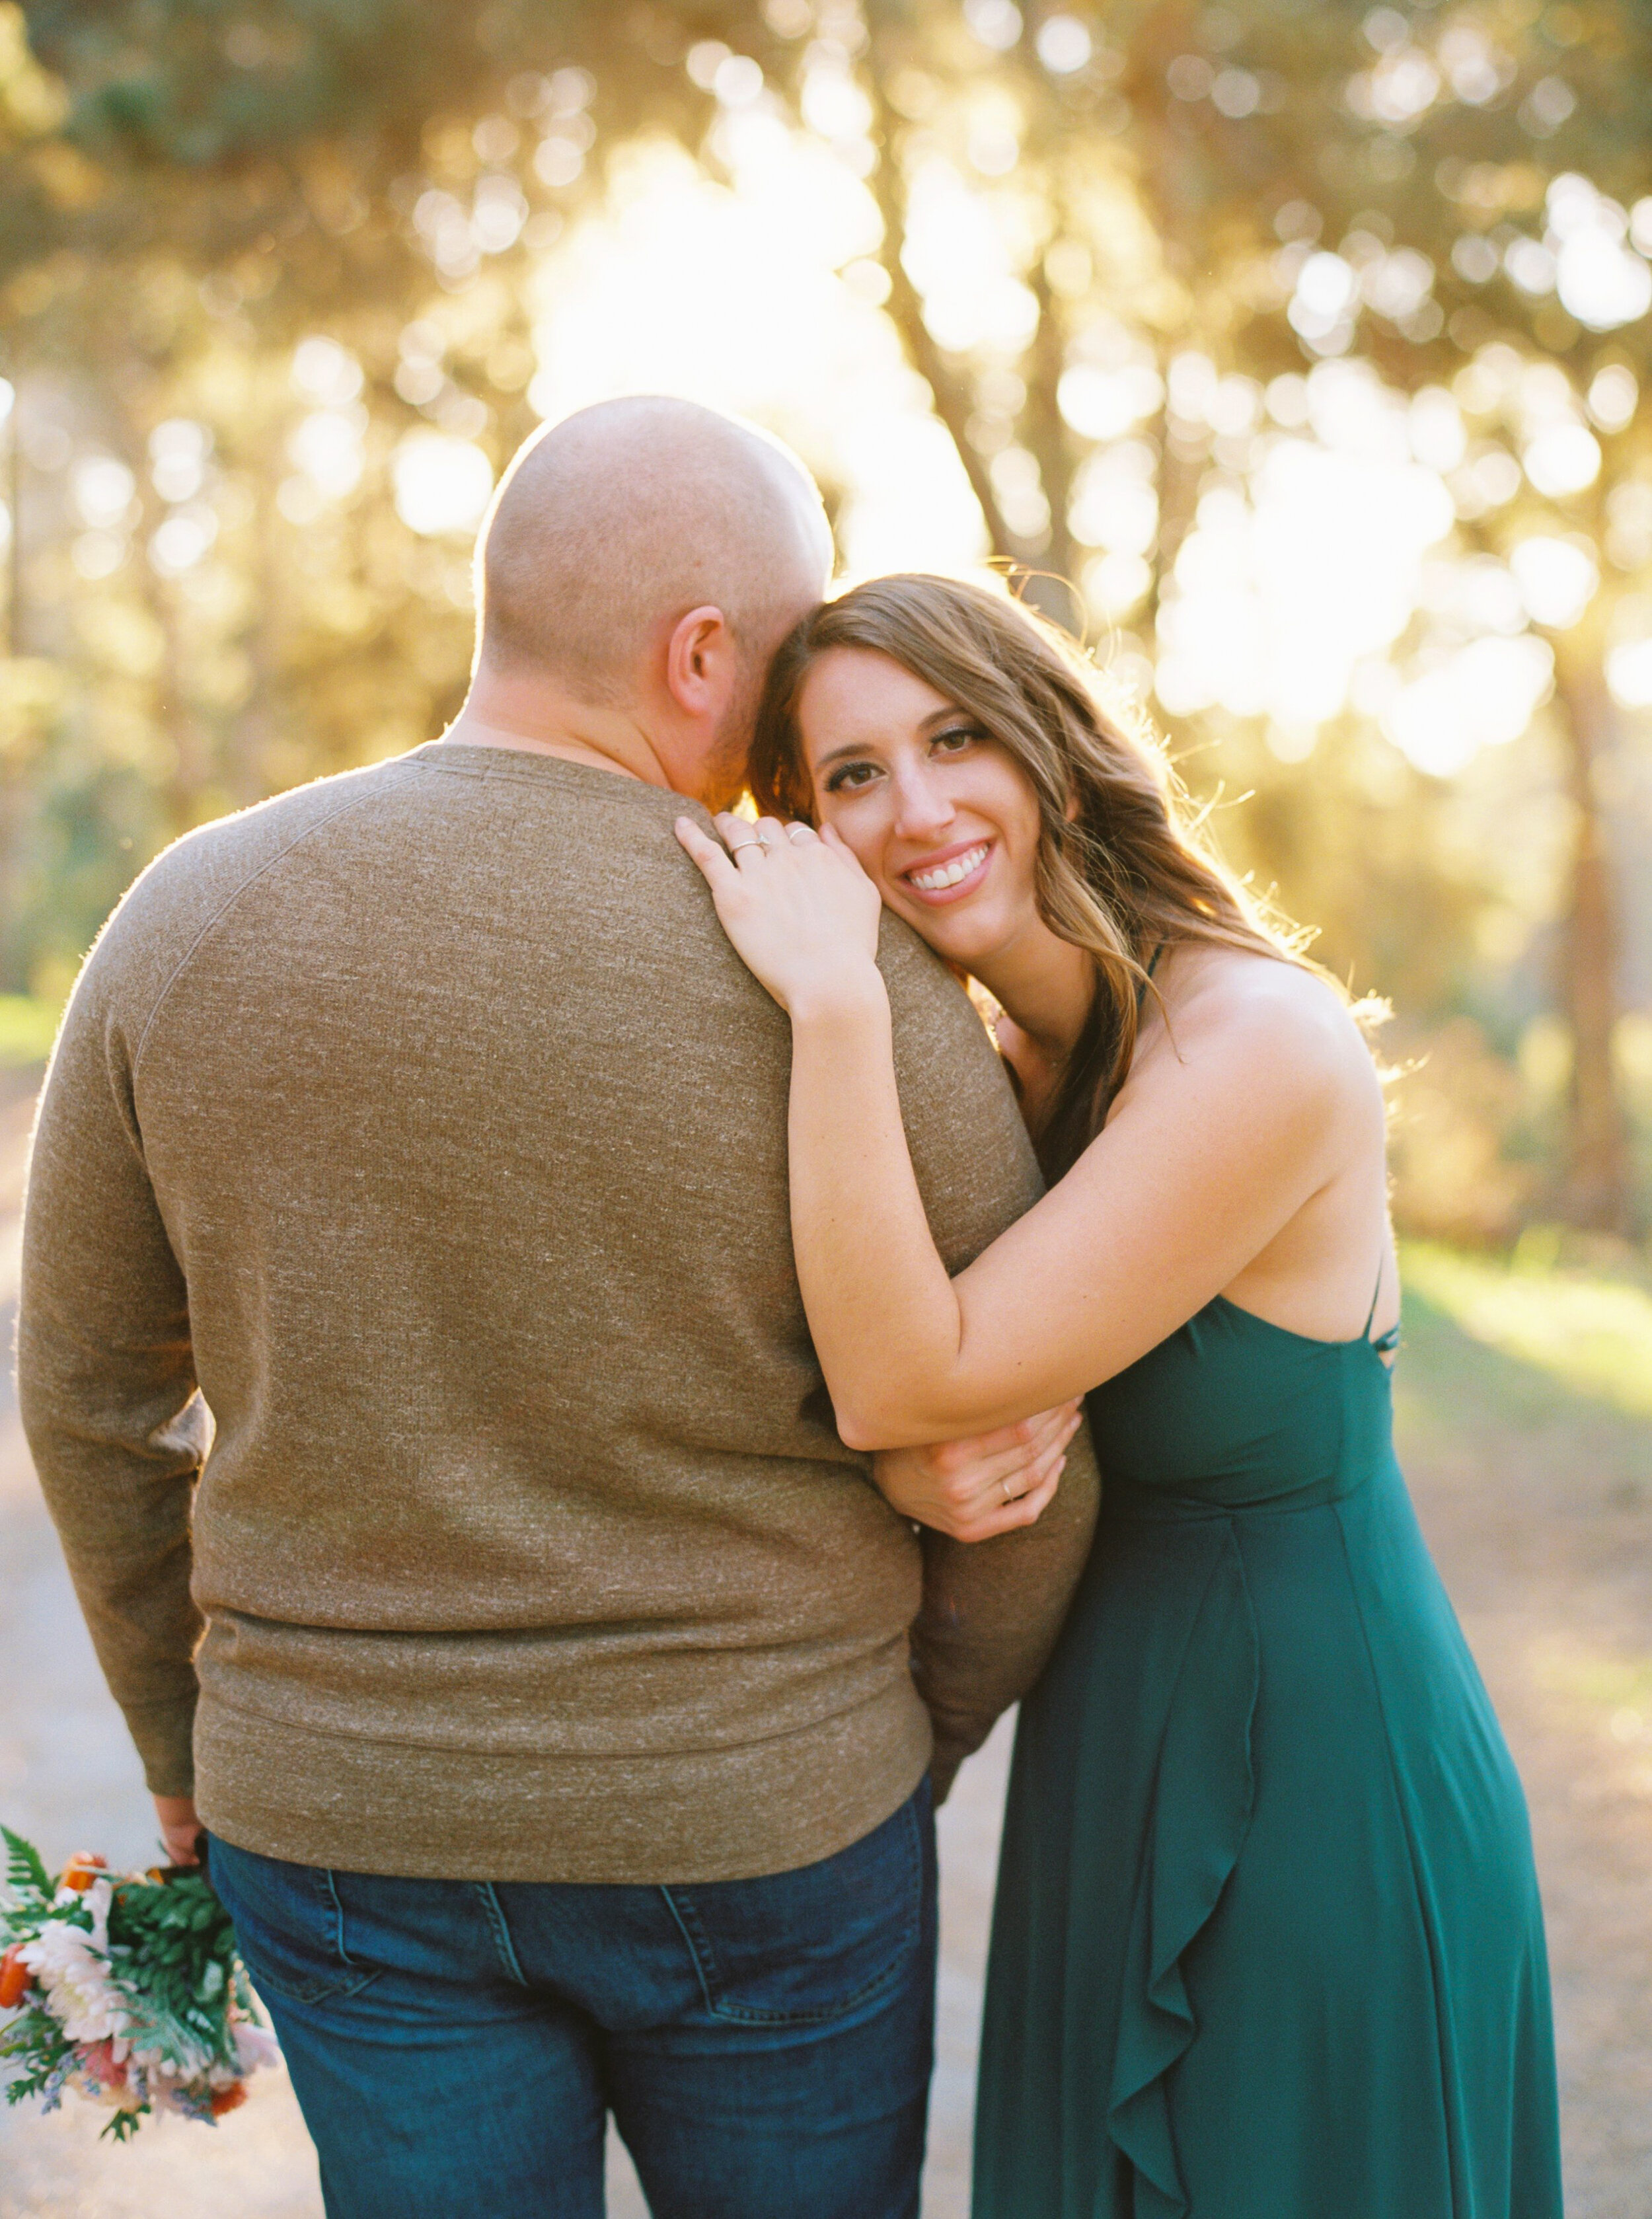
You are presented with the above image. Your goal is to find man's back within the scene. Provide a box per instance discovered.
[22,741,1094,1881]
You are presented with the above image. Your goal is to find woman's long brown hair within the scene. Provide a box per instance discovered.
[748,573,1312,1178]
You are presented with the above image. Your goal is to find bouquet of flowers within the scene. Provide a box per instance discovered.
[0,1826,278,2139]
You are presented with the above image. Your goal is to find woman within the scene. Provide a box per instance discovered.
[675,574,1562,2219]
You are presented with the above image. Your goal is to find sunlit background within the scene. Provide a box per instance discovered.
[1,0,1651,1261]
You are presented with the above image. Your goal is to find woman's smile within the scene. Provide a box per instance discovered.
[901,838,995,903]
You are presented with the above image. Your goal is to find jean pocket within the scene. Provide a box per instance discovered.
[664,1786,930,2027]
[205,1836,380,2008]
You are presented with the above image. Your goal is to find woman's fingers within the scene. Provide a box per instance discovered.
[938,1437,1043,1509]
[970,1423,1073,1528]
[932,1401,1082,1512]
[943,1455,1066,1543]
[940,1403,1068,1472]
[675,817,743,888]
[707,812,772,868]
[998,1458,1065,1530]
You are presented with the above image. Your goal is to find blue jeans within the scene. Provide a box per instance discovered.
[206,1782,936,2219]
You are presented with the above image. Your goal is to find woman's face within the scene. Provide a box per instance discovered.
[796,646,1046,974]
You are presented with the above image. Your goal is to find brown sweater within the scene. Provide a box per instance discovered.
[19,742,1100,1883]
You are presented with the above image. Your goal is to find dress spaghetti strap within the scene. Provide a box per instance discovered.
[1365,1254,1400,1356]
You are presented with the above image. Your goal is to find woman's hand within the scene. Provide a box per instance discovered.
[674,813,884,1016]
[873,1401,1082,1542]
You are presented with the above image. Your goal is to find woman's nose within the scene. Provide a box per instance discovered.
[891,767,955,840]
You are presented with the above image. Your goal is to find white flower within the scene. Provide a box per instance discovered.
[19,1916,129,2045]
[50,1877,113,1949]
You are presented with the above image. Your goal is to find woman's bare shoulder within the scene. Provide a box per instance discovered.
[1139,946,1382,1127]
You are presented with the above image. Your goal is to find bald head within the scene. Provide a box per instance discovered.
[476,398,832,702]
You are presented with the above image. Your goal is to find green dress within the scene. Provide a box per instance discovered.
[973,1287,1563,2218]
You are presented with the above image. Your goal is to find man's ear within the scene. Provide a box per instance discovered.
[665,604,735,717]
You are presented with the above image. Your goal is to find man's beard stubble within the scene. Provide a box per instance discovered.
[702,657,768,814]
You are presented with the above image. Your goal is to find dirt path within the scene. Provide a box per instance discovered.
[1394,1291,1652,2218]
[0,1071,1647,2212]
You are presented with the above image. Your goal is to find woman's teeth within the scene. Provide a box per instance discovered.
[909,843,989,892]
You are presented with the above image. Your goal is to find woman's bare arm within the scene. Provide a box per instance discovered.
[675,811,1368,1451]
[786,975,1352,1445]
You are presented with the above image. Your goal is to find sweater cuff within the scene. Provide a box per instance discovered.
[124,1691,200,1799]
[925,1711,992,1808]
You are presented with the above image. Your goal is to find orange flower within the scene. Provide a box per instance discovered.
[59,1854,108,1893]
[0,1943,34,2007]
[210,2082,248,2117]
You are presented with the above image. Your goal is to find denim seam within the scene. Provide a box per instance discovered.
[474,1883,529,1987]
[659,1888,720,2017]
[219,1852,377,2005]
[659,1801,924,2029]
[318,1867,349,1962]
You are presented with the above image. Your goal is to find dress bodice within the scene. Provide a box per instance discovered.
[1086,1294,1401,1520]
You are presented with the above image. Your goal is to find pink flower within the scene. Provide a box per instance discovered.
[233,2023,282,2074]
[73,2039,131,2093]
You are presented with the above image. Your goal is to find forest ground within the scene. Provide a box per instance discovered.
[0,1073,1648,2218]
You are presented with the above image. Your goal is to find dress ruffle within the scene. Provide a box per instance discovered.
[1105,1523,1259,2218]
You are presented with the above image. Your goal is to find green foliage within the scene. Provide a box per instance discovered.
[104,1869,244,2072]
[0,990,60,1063]
[0,2000,74,2103]
[1,1825,52,1910]
[1403,1238,1652,1421]
[28,1,521,165]
[22,0,769,166]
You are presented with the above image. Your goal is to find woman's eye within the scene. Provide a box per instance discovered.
[825,760,881,794]
[932,725,982,755]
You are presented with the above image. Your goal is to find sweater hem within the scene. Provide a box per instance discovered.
[193,1680,934,1884]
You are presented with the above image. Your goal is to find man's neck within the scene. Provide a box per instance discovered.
[441,675,672,790]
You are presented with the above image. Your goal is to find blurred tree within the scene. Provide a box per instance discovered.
[1,1,764,969]
[1113,0,1651,1231]
[846,0,1652,1233]
[4,0,1649,1238]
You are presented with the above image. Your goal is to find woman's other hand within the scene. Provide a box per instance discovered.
[674,814,883,1016]
[873,1401,1082,1542]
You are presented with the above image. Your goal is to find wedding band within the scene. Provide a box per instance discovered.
[786,825,811,843]
[727,840,763,856]
[1003,1477,1021,1502]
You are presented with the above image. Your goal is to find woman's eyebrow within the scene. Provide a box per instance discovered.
[811,705,967,772]
[812,738,875,770]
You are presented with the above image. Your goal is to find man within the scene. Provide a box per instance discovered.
[19,398,1098,2218]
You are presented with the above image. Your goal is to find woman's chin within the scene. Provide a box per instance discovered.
[885,892,1000,972]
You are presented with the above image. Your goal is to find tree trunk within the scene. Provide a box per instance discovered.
[1549,638,1633,1234]
[5,382,23,659]
[1018,253,1081,632]
[864,87,1016,562]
